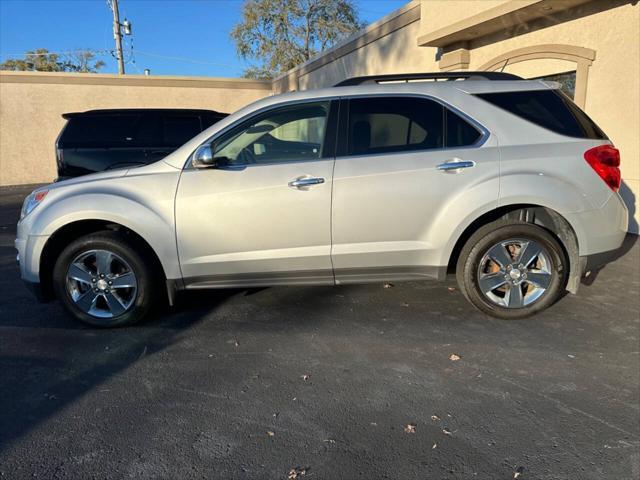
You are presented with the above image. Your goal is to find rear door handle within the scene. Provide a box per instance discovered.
[436,159,476,172]
[288,177,325,188]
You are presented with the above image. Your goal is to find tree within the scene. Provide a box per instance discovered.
[231,0,363,79]
[0,48,105,73]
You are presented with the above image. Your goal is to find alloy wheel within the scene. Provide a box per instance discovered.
[65,249,138,318]
[476,238,554,309]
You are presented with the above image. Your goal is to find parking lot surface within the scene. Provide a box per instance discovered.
[1,184,639,479]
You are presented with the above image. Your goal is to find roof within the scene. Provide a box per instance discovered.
[62,108,227,119]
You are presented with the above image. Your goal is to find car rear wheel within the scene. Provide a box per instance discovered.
[456,222,568,319]
[53,231,158,327]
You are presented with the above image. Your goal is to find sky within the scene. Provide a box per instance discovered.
[0,0,409,77]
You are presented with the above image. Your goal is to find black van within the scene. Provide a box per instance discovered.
[55,108,227,179]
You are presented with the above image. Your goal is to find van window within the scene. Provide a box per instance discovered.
[347,97,444,155]
[60,114,146,148]
[476,90,607,139]
[162,115,202,147]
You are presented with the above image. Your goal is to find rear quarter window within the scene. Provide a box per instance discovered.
[476,90,607,139]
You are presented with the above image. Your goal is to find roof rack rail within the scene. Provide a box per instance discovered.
[334,71,522,87]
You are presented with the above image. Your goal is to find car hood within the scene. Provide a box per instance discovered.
[48,161,180,191]
[50,167,130,190]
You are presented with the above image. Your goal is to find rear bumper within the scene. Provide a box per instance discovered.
[566,192,628,258]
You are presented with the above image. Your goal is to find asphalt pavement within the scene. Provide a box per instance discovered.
[1,184,638,479]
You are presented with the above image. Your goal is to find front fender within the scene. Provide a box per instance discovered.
[24,170,181,280]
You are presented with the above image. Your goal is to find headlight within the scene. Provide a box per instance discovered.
[20,189,48,220]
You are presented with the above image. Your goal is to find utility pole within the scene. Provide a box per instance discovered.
[109,0,125,74]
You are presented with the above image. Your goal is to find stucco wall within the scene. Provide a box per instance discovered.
[0,72,272,186]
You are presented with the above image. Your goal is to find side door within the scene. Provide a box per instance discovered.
[175,100,338,287]
[331,95,499,283]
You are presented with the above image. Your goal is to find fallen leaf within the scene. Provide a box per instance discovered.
[432,443,438,449]
[383,282,394,289]
[266,431,275,437]
[449,354,461,361]
[401,302,410,307]
[288,467,308,479]
[404,424,416,434]
[442,427,452,435]
[431,415,440,421]
[301,374,310,381]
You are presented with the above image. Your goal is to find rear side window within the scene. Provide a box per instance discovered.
[476,90,607,139]
[60,114,146,148]
[347,97,444,155]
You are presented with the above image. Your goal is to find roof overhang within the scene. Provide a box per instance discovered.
[417,0,594,48]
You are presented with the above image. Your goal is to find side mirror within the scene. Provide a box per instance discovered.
[191,144,217,168]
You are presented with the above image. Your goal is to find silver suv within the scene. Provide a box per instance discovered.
[16,72,628,327]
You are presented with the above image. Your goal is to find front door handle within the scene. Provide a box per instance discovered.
[436,159,476,172]
[288,177,325,188]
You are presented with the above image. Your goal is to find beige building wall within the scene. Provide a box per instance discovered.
[0,71,272,186]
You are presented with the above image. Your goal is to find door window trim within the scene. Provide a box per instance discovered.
[335,93,490,158]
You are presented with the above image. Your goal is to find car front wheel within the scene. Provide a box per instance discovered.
[53,231,158,327]
[456,222,568,319]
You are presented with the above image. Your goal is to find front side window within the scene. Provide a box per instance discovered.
[213,102,329,165]
[347,97,444,156]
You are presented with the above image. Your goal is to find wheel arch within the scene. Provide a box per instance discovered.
[448,204,582,293]
[39,220,168,302]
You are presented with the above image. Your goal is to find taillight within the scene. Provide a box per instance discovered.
[584,144,621,192]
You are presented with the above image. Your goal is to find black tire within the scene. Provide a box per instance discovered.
[456,221,568,319]
[52,231,159,327]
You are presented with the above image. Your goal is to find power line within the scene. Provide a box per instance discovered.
[132,50,236,68]
[0,49,112,58]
